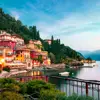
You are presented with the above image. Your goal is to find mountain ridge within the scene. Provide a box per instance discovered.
[79,50,100,60]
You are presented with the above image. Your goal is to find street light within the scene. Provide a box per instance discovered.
[1,59,5,63]
[0,58,5,70]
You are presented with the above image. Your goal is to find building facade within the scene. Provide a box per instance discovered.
[0,31,24,50]
[0,47,15,70]
[15,45,32,69]
[0,31,51,70]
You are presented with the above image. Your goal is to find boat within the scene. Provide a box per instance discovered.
[59,72,69,76]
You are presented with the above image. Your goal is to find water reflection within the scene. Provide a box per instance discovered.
[13,61,100,81]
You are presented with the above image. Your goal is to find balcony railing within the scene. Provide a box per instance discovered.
[49,76,100,100]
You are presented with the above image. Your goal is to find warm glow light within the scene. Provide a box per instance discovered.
[0,59,5,63]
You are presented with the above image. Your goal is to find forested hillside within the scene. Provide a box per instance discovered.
[0,8,40,43]
[0,8,84,63]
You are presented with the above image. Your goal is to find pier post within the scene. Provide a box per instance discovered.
[86,82,88,96]
[46,76,48,82]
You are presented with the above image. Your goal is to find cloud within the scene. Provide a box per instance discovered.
[60,31,100,51]
[34,1,100,51]
[10,10,20,20]
[35,11,100,39]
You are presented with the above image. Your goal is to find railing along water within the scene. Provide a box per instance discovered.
[49,76,100,100]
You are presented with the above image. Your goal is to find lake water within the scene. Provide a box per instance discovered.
[15,61,100,81]
[76,61,100,81]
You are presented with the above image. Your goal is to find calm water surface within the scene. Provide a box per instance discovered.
[76,61,100,81]
[16,61,100,81]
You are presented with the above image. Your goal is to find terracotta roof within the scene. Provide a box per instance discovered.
[0,31,11,36]
[12,34,23,39]
[0,40,16,42]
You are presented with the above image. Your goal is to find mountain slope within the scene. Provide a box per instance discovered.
[80,50,100,60]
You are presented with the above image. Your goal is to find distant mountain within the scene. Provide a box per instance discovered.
[79,51,91,56]
[79,50,100,61]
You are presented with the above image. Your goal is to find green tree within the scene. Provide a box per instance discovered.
[0,78,20,92]
[37,31,40,40]
[26,80,55,98]
[32,26,37,39]
[49,52,56,63]
[38,55,43,63]
[0,91,24,100]
[66,93,93,100]
[3,66,10,72]
[39,89,65,100]
[86,57,92,61]
[18,83,27,95]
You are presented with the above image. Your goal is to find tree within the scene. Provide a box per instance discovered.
[18,83,27,95]
[0,78,20,92]
[26,80,55,98]
[66,93,93,100]
[86,57,92,61]
[51,35,54,43]
[42,41,49,51]
[49,52,56,63]
[38,55,43,63]
[36,31,40,40]
[40,89,65,100]
[32,26,37,39]
[3,66,10,72]
[0,91,24,100]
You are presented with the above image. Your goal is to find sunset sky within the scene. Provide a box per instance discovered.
[0,0,100,51]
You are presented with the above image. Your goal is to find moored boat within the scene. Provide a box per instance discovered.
[59,72,69,76]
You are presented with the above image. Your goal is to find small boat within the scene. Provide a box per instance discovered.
[59,72,69,76]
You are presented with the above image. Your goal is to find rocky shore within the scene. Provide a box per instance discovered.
[46,63,66,70]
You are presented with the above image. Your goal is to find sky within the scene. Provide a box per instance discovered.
[0,0,100,51]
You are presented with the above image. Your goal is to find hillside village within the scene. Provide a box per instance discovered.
[0,8,85,73]
[0,30,51,71]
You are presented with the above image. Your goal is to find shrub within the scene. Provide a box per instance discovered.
[56,93,67,100]
[0,91,24,100]
[3,66,10,72]
[66,94,94,100]
[39,89,66,100]
[0,78,20,92]
[18,83,27,94]
[26,80,55,98]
